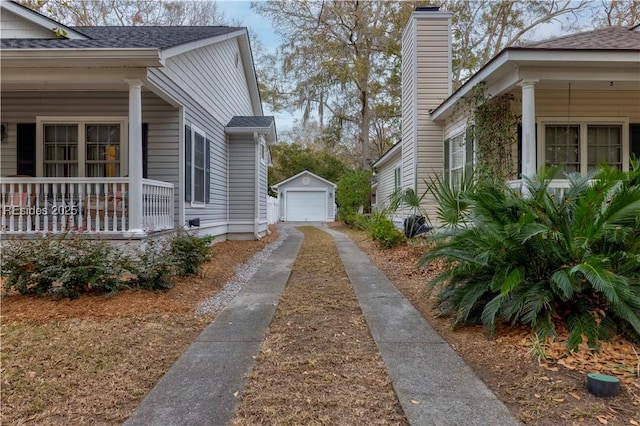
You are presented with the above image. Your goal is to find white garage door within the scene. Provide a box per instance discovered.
[286,191,327,221]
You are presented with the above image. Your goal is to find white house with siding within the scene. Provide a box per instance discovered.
[377,6,640,225]
[0,0,275,240]
[371,142,402,223]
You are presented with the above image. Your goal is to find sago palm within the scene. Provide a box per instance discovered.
[422,162,640,351]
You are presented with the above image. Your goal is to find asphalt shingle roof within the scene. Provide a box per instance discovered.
[226,116,275,128]
[1,26,243,50]
[517,26,640,51]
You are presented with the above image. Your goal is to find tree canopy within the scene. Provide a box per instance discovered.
[268,142,349,195]
[254,0,637,166]
[20,0,225,26]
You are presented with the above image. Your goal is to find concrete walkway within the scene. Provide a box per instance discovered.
[124,224,520,426]
[323,226,519,426]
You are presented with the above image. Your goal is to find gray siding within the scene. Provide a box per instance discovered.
[148,67,229,225]
[228,134,256,221]
[258,145,268,222]
[161,37,255,124]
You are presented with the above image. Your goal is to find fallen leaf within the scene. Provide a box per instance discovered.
[597,416,608,424]
[233,391,239,398]
[568,392,581,400]
[629,420,639,425]
[410,400,421,405]
[553,398,565,402]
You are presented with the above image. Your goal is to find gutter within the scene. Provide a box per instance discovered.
[0,48,162,68]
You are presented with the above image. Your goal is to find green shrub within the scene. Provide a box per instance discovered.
[1,234,125,298]
[124,239,175,291]
[367,211,404,249]
[336,168,372,223]
[1,231,216,298]
[422,162,640,351]
[169,232,214,276]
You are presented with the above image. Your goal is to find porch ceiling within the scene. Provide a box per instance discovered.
[432,50,640,120]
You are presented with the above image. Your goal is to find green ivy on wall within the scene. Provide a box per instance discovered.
[464,83,521,184]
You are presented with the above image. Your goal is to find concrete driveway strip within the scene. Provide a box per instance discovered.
[322,226,520,426]
[124,227,303,426]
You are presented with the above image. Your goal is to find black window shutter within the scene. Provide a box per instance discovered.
[631,124,640,160]
[17,123,36,176]
[142,123,148,179]
[185,125,192,202]
[443,138,450,185]
[205,138,211,204]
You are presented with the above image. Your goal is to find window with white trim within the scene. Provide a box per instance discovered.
[443,132,467,188]
[38,118,127,177]
[394,166,401,192]
[540,119,628,175]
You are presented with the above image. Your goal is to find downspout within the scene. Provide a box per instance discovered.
[253,132,261,239]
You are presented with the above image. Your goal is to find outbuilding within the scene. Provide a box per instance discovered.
[272,170,336,222]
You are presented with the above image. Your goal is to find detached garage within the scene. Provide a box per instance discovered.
[272,170,337,222]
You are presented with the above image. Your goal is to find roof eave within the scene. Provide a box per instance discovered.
[372,142,402,169]
[0,48,163,68]
[226,123,277,144]
[431,49,640,120]
[272,170,336,189]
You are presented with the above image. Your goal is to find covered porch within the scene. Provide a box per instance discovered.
[1,55,181,238]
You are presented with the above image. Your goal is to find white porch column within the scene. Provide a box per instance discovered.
[519,80,538,180]
[126,79,144,235]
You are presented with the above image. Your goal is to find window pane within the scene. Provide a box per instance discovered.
[85,124,121,177]
[545,125,579,175]
[43,124,79,177]
[587,125,621,171]
[192,132,206,202]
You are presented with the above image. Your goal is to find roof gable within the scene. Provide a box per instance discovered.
[272,170,336,189]
[0,0,87,40]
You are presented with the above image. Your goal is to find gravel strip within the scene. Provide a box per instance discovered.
[195,227,289,316]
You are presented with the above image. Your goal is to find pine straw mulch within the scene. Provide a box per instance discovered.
[233,226,407,425]
[333,223,640,426]
[2,223,639,425]
[0,228,280,425]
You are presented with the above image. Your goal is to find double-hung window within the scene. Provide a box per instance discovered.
[37,117,127,177]
[539,118,628,175]
[444,130,473,188]
[184,125,210,206]
[394,165,401,193]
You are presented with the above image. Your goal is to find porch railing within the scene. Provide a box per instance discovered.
[1,177,174,235]
[506,179,571,198]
